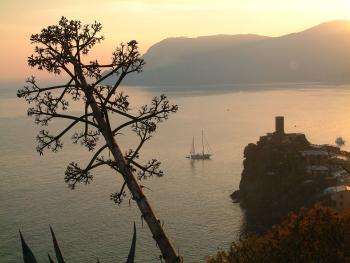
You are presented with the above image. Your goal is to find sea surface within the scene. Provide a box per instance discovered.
[1,84,350,262]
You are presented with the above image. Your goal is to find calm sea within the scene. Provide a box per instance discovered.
[1,84,350,262]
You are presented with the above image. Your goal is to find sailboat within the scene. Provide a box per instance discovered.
[186,130,212,160]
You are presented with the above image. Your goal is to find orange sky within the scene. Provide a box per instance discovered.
[1,0,349,81]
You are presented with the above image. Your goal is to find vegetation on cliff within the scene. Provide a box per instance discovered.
[206,205,350,263]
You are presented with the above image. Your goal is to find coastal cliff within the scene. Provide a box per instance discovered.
[232,117,349,232]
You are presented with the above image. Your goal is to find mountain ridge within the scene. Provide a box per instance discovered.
[115,20,350,87]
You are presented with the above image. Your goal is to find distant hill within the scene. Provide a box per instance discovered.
[116,20,350,87]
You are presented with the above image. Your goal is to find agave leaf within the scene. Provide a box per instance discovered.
[49,226,65,263]
[48,253,56,263]
[19,230,38,263]
[125,222,137,263]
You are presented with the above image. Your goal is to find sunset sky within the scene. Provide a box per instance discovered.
[1,0,350,81]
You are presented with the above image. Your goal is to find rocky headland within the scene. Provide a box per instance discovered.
[232,116,350,233]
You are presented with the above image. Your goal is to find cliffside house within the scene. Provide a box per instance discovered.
[323,185,350,209]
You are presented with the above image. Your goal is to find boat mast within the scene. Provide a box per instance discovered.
[202,130,204,155]
[191,136,195,155]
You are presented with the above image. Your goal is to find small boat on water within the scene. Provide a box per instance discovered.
[336,137,345,147]
[186,130,212,160]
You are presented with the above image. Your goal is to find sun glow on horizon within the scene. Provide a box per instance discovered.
[1,0,350,80]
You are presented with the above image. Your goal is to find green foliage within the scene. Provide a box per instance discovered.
[206,205,350,263]
[20,224,137,263]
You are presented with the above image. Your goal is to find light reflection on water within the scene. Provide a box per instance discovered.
[1,85,350,262]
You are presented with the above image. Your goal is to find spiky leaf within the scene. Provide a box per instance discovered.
[49,226,65,263]
[19,230,38,263]
[126,223,137,263]
[48,254,56,263]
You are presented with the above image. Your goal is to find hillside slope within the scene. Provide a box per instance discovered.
[120,20,350,87]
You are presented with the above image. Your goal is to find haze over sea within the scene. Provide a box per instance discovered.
[1,84,350,262]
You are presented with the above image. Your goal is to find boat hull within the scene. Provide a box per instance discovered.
[188,154,211,160]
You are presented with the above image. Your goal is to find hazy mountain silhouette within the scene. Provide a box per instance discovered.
[118,20,350,87]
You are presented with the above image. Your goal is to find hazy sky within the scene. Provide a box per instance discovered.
[1,0,350,81]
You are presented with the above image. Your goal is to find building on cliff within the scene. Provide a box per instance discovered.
[301,145,350,177]
[301,150,330,176]
[260,116,350,208]
[259,116,349,174]
[323,185,350,209]
[259,116,307,145]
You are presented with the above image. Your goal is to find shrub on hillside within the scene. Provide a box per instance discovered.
[206,205,350,263]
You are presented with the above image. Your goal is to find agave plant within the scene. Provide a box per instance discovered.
[20,224,137,263]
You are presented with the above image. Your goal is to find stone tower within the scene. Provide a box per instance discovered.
[275,116,284,135]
